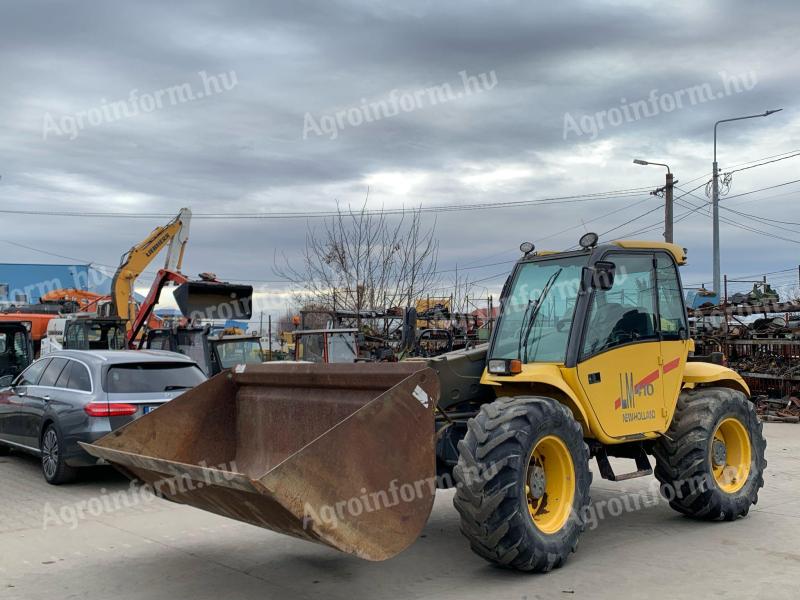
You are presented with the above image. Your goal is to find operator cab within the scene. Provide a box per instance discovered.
[486,235,690,439]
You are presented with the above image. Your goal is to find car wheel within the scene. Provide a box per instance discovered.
[41,424,78,485]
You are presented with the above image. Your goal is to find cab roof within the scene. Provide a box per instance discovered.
[529,240,687,265]
[610,240,687,265]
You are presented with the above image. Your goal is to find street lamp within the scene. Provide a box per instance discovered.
[712,109,782,295]
[633,159,673,243]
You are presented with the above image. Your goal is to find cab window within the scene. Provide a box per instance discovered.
[582,253,658,357]
[656,253,687,339]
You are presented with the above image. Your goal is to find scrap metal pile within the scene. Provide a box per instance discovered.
[754,395,800,423]
[728,351,800,379]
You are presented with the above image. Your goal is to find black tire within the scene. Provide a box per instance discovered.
[453,396,591,572]
[40,423,78,485]
[653,387,766,520]
[0,443,10,456]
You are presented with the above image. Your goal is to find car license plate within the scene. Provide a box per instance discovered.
[143,405,156,415]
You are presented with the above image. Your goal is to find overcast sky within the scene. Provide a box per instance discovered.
[1,0,798,317]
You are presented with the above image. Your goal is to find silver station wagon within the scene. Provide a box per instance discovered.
[0,349,207,484]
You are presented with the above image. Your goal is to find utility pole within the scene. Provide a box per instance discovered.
[664,171,674,244]
[633,159,672,243]
[712,109,782,295]
[267,314,272,361]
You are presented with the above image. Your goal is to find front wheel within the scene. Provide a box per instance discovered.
[453,397,591,572]
[653,387,766,520]
[41,424,78,485]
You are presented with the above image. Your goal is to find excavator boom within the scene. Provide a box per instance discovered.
[110,208,192,326]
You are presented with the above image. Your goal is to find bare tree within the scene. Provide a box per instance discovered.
[276,201,439,316]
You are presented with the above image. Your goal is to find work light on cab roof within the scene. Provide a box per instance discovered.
[579,231,598,249]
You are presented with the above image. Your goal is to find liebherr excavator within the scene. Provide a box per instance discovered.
[83,237,765,572]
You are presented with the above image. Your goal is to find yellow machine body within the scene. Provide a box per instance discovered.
[482,239,748,445]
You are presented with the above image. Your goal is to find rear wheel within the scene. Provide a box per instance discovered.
[453,396,591,572]
[41,424,78,485]
[653,387,766,520]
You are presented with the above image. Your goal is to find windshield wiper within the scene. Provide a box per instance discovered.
[517,298,535,361]
[164,385,192,391]
[520,268,563,363]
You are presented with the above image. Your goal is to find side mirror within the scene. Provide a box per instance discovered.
[593,261,616,290]
[582,261,616,292]
[0,375,14,388]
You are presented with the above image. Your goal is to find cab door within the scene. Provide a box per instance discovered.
[576,252,667,439]
[655,252,691,426]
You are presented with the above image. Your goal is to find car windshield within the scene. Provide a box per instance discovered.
[106,362,206,393]
[214,339,263,369]
[490,255,587,363]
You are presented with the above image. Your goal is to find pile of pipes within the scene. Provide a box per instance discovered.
[755,395,800,423]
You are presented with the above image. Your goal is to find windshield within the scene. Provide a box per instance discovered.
[66,321,126,351]
[106,362,206,393]
[214,339,263,369]
[490,256,587,363]
[297,333,324,362]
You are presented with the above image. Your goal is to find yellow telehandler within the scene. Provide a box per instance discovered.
[82,236,765,572]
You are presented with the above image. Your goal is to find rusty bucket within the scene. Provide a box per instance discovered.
[173,280,254,320]
[80,362,439,561]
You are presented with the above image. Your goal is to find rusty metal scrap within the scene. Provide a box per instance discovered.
[729,352,800,379]
[754,395,800,423]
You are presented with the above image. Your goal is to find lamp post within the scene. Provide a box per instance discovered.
[712,109,782,295]
[633,159,673,243]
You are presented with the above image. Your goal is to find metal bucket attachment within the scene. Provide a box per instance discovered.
[173,281,253,320]
[81,362,439,561]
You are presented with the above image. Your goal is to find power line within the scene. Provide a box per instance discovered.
[674,188,800,245]
[725,151,800,175]
[679,148,800,186]
[723,178,800,201]
[0,187,652,221]
[587,181,709,246]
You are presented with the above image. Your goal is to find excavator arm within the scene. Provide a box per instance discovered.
[128,269,189,346]
[110,208,192,327]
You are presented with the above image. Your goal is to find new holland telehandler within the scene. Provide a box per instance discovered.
[83,236,766,572]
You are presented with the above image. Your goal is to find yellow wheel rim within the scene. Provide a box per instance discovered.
[526,435,575,534]
[711,417,751,493]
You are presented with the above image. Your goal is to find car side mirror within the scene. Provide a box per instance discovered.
[0,375,14,388]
